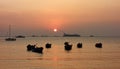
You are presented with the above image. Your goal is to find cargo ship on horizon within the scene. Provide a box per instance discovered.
[63,33,80,37]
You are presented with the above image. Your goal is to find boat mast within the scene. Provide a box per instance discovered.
[9,25,11,38]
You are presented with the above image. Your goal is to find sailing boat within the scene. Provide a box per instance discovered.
[5,25,16,41]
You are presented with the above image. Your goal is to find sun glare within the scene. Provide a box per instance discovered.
[54,29,57,32]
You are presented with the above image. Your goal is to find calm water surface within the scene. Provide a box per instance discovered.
[0,37,120,69]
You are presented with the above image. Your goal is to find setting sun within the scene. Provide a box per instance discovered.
[53,29,57,32]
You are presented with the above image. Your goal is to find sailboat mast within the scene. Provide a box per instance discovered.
[5,25,16,41]
[9,25,11,38]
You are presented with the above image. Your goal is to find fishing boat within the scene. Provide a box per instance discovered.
[5,25,16,41]
[64,42,72,50]
[5,38,16,41]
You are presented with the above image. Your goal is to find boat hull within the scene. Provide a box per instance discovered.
[63,33,80,37]
[5,38,16,41]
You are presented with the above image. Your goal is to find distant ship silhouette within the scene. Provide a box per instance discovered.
[53,29,80,37]
[89,35,94,37]
[16,35,25,38]
[63,33,80,37]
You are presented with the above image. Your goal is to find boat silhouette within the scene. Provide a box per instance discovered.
[55,29,80,37]
[5,25,16,41]
[16,35,25,38]
[63,33,80,37]
[64,42,72,50]
[89,35,94,37]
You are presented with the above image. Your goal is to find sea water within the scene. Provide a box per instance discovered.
[0,37,120,69]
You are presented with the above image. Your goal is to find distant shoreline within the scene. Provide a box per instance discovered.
[0,36,120,37]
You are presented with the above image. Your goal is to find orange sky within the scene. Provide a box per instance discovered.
[0,0,120,36]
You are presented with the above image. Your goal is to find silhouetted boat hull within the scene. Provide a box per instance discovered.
[16,35,25,38]
[5,38,16,41]
[27,44,43,53]
[45,43,52,48]
[64,42,72,50]
[32,47,43,53]
[77,43,82,48]
[64,45,72,50]
[95,43,102,48]
[90,35,94,37]
[63,33,80,37]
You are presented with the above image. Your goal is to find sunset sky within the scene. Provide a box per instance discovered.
[0,0,120,36]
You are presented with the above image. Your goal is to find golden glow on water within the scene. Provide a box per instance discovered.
[53,56,58,61]
[0,37,120,69]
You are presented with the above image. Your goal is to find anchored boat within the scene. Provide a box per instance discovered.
[5,25,16,41]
